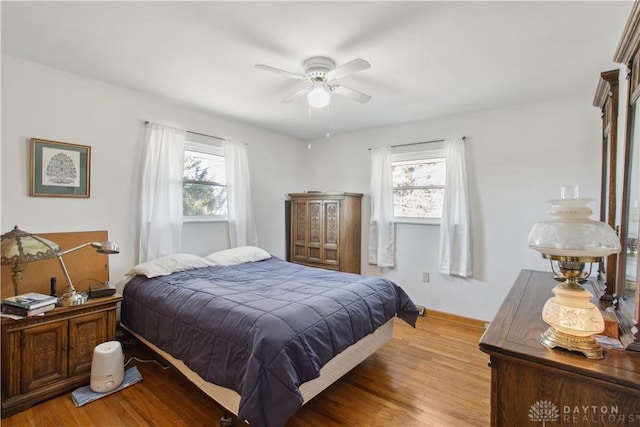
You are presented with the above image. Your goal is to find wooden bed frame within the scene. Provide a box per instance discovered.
[121,315,394,425]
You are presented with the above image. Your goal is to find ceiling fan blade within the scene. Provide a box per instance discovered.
[281,86,311,103]
[326,58,371,81]
[332,85,371,103]
[255,64,305,80]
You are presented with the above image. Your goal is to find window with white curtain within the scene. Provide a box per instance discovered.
[183,140,228,221]
[391,148,446,224]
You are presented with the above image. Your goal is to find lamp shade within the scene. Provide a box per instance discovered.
[528,195,620,258]
[307,86,330,109]
[1,226,59,264]
[92,241,119,254]
[1,225,60,295]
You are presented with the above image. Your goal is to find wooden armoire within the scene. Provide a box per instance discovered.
[287,192,363,274]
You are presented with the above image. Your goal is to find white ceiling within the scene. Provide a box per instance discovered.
[1,1,633,140]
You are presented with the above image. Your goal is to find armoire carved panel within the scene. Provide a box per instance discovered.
[288,192,363,274]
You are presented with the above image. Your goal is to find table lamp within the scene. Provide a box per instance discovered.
[528,186,621,359]
[56,240,119,306]
[1,226,60,295]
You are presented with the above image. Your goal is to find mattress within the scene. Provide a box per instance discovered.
[121,256,417,426]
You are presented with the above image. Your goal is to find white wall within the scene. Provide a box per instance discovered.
[1,54,607,322]
[1,55,308,294]
[305,95,603,321]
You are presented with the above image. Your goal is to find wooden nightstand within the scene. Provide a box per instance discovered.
[1,294,122,417]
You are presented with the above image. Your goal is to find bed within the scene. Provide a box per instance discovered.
[120,247,418,427]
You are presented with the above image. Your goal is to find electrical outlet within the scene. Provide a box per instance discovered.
[422,272,430,283]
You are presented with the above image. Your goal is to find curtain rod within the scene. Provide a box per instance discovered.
[368,136,466,151]
[144,121,227,142]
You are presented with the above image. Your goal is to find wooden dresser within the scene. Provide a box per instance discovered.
[287,192,363,274]
[1,294,122,417]
[479,270,640,426]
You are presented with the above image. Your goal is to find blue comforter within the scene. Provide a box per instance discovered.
[121,257,417,427]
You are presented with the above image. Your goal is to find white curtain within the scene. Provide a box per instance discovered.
[224,140,258,248]
[368,147,395,267]
[439,137,472,277]
[138,123,186,262]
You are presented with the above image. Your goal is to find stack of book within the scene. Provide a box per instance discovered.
[2,292,58,317]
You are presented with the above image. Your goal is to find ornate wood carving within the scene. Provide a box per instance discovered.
[309,202,321,245]
[68,313,107,376]
[22,321,66,393]
[288,193,362,274]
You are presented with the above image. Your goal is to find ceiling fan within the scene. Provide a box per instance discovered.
[255,56,371,108]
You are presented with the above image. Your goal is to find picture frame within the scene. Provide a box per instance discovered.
[30,138,91,198]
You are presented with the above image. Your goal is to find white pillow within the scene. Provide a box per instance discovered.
[126,253,216,278]
[206,246,271,266]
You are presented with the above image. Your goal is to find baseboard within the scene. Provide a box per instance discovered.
[423,308,488,329]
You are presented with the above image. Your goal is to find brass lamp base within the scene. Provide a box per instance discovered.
[540,326,603,359]
[56,291,88,307]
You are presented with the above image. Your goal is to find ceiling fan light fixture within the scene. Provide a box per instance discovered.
[307,85,330,109]
[256,56,371,107]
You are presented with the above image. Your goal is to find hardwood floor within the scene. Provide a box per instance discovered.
[2,315,491,426]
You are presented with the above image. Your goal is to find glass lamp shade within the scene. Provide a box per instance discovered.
[1,226,59,264]
[1,226,60,295]
[528,196,620,258]
[307,86,330,109]
[527,188,621,358]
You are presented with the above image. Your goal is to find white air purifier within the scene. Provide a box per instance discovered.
[90,341,125,393]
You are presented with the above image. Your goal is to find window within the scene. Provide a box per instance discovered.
[183,141,227,220]
[391,149,446,224]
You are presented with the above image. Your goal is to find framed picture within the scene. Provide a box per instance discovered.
[30,138,91,198]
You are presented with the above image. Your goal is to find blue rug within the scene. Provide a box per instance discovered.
[71,366,143,407]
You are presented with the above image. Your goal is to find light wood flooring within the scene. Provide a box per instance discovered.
[2,315,491,426]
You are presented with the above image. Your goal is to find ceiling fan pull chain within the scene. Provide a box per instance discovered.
[325,102,331,139]
[307,104,313,149]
